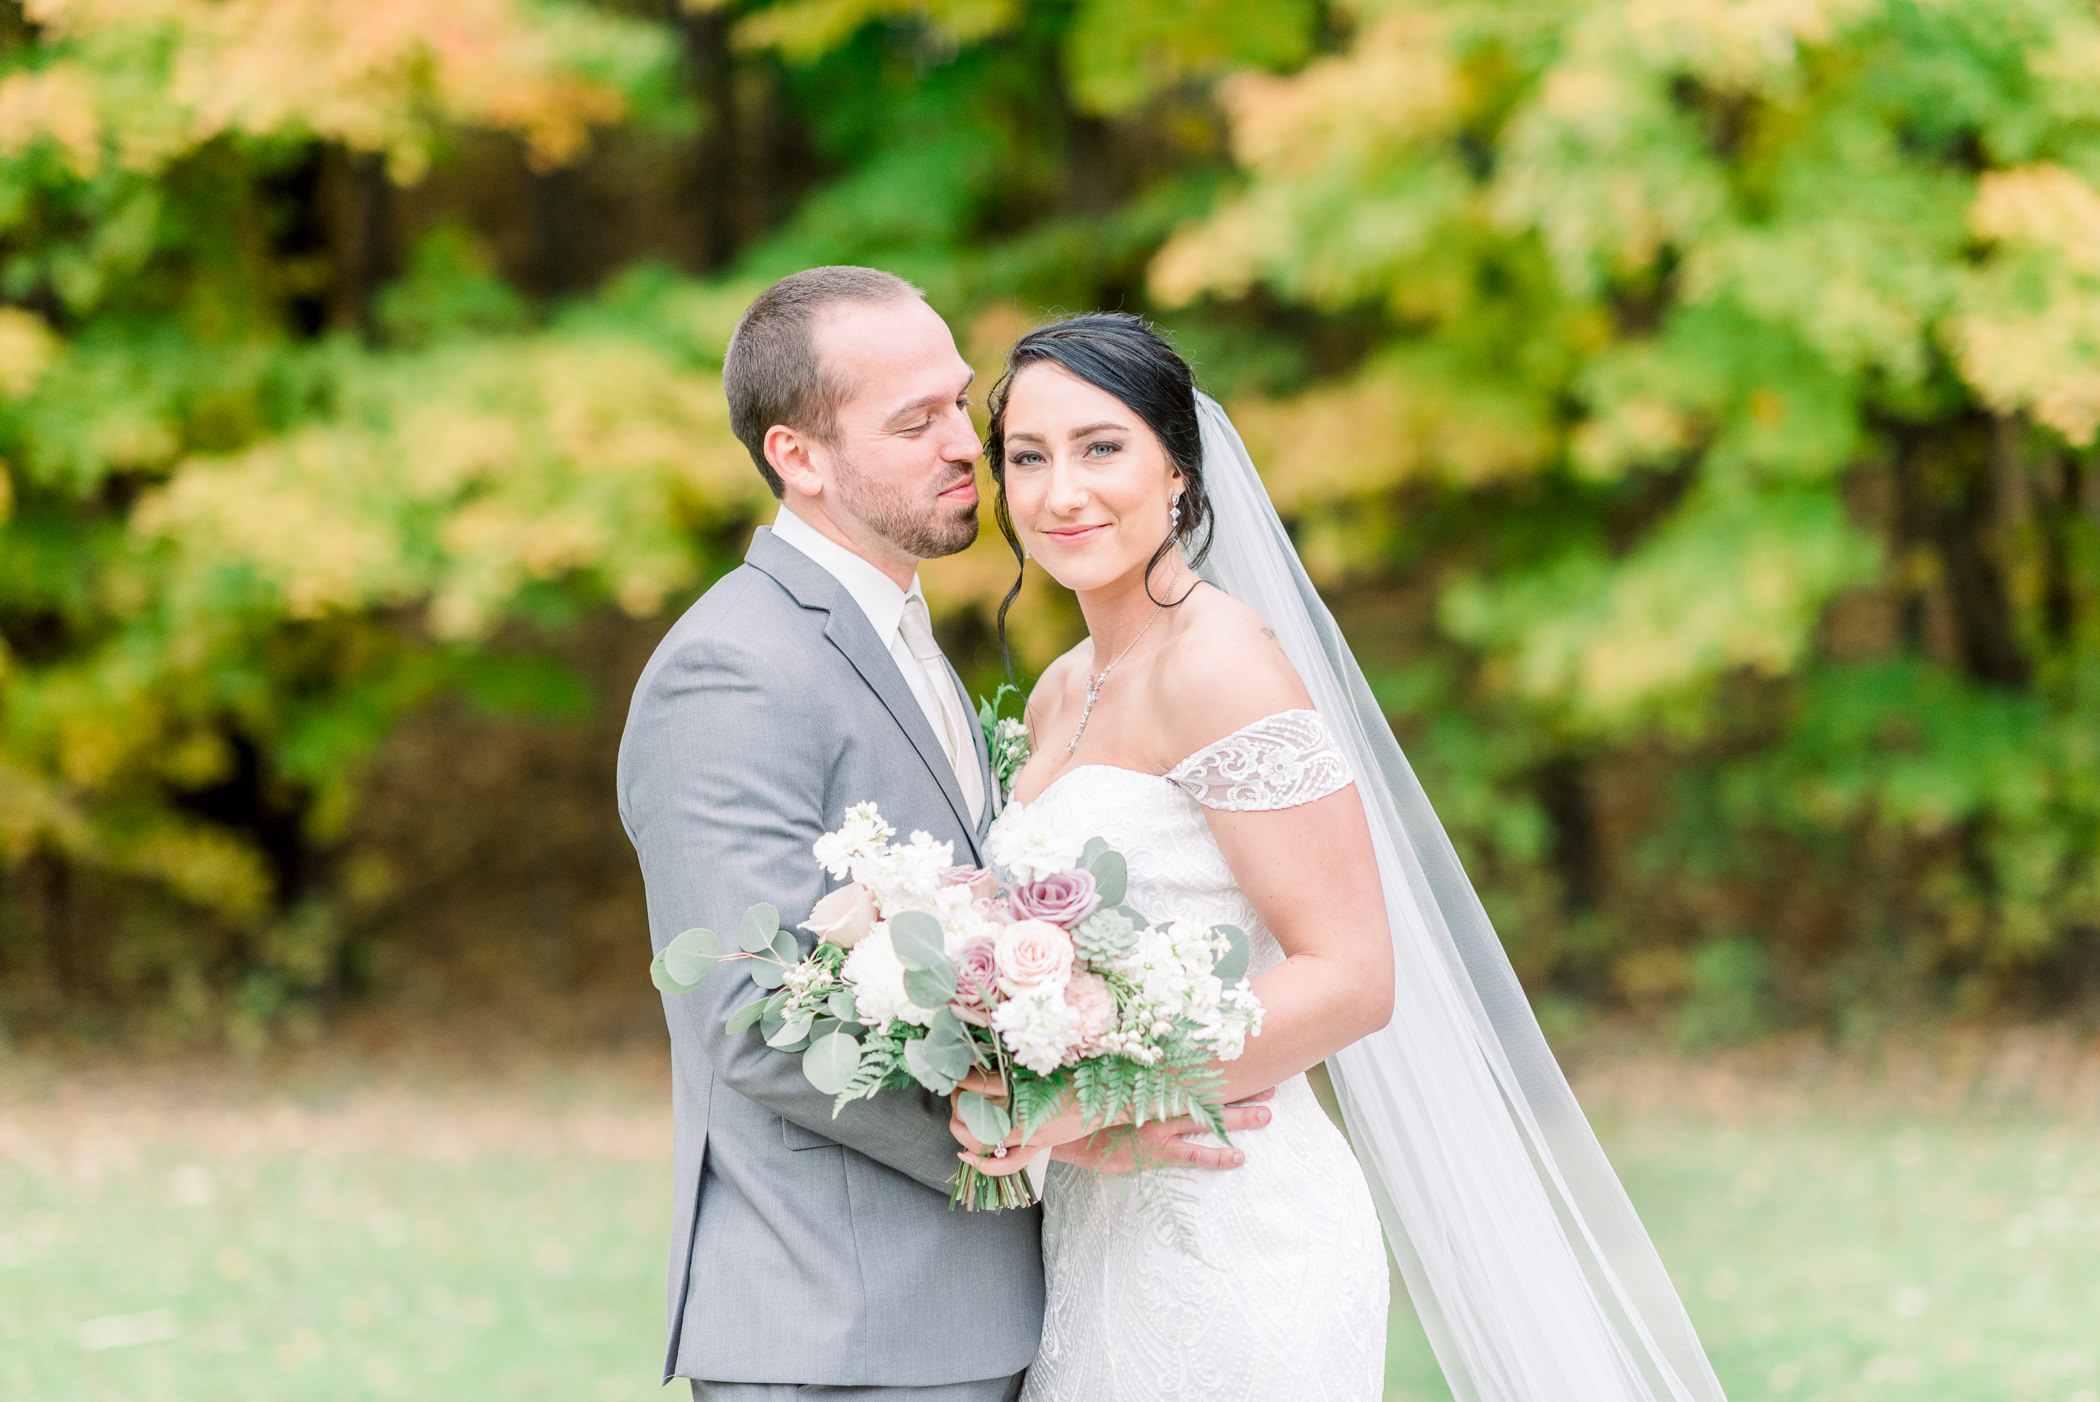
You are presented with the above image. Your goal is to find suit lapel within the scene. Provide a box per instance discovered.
[747,528,984,862]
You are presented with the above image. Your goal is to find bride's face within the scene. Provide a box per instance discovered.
[998,363,1183,595]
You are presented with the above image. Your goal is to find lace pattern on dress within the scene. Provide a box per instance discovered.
[1165,709,1353,812]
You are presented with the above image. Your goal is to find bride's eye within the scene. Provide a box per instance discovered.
[1085,440,1121,457]
[1008,449,1044,468]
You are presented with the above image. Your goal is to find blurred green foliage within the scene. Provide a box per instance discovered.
[0,0,2095,1042]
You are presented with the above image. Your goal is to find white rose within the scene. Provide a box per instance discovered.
[801,881,877,949]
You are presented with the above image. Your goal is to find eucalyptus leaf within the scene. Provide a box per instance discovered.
[769,928,800,965]
[750,957,789,991]
[649,950,692,995]
[921,1008,978,1076]
[827,989,857,1021]
[662,927,722,987]
[889,911,946,970]
[1213,923,1251,984]
[724,999,766,1035]
[1086,850,1127,906]
[802,1031,862,1096]
[902,1037,961,1095]
[903,956,957,1008]
[1080,835,1112,867]
[955,1090,1012,1146]
[766,1011,814,1049]
[738,902,782,953]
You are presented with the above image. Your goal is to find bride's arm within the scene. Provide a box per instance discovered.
[1201,781,1394,1096]
[1152,609,1394,1099]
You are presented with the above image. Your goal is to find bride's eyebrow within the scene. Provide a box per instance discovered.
[1066,421,1127,439]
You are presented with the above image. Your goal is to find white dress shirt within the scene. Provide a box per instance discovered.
[769,505,983,825]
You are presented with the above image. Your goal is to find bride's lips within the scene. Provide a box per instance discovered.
[1041,524,1107,545]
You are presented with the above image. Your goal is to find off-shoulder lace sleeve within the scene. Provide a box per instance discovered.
[1165,709,1353,812]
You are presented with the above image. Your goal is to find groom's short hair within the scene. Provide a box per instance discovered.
[725,266,925,497]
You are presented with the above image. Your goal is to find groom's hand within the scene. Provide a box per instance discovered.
[1053,1088,1277,1174]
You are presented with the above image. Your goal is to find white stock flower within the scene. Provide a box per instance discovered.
[984,801,1084,884]
[931,884,999,955]
[858,829,953,913]
[839,924,936,1028]
[812,802,896,880]
[992,985,1084,1075]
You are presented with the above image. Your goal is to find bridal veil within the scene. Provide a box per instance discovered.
[1192,393,1728,1402]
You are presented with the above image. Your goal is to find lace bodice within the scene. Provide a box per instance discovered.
[1003,709,1388,1402]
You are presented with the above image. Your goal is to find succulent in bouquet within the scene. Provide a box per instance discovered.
[651,801,1263,1211]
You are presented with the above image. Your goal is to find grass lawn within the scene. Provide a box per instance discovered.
[4,1031,2097,1401]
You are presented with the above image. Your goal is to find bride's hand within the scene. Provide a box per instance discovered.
[1052,1088,1276,1175]
[949,1076,1276,1176]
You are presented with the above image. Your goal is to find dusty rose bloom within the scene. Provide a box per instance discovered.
[1009,870,1101,929]
[800,881,876,949]
[942,865,1002,903]
[995,919,1075,995]
[950,938,1000,1026]
[1064,969,1115,1054]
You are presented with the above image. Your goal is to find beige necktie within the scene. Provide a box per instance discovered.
[899,594,983,825]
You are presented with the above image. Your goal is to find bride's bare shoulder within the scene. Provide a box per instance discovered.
[1148,586,1313,763]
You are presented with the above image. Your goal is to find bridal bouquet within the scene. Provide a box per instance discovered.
[651,801,1263,1210]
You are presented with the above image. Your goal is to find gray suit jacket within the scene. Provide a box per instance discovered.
[617,527,1043,1387]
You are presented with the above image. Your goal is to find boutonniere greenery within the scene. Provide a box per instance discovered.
[976,683,1030,800]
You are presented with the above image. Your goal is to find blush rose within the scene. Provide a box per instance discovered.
[800,881,876,948]
[995,919,1075,996]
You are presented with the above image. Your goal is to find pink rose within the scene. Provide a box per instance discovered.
[976,896,1015,925]
[995,919,1074,995]
[1064,970,1115,1054]
[1009,870,1101,929]
[943,865,1002,903]
[800,881,876,949]
[950,938,1000,1026]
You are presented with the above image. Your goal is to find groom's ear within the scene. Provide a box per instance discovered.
[765,423,825,498]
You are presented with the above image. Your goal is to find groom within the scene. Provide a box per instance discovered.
[620,267,1261,1400]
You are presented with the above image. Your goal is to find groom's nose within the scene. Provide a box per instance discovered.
[936,418,981,468]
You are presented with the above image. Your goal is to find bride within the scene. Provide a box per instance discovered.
[954,314,1729,1402]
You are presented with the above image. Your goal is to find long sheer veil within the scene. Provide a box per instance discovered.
[1192,393,1728,1402]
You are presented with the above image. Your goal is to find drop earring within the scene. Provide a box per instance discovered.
[1170,494,1182,535]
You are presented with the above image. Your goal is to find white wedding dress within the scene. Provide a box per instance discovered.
[1008,709,1390,1402]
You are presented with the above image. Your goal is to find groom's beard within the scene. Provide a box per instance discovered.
[832,455,980,561]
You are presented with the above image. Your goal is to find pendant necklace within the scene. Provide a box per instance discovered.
[1066,597,1168,754]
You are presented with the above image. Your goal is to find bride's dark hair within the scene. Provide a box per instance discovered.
[984,311,1215,657]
